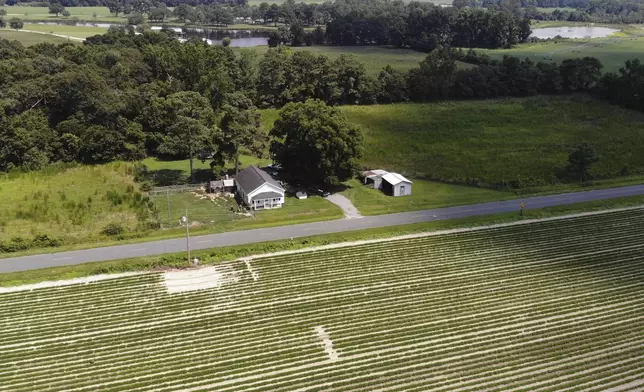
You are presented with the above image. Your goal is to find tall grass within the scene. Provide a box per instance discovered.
[0,162,157,249]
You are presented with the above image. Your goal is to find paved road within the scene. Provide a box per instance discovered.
[3,185,644,273]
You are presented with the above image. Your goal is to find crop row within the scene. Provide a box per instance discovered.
[1,208,642,391]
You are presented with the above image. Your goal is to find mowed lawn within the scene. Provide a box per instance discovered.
[152,191,342,230]
[0,29,71,45]
[342,179,514,215]
[0,163,152,243]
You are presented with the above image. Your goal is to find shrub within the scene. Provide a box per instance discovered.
[101,223,125,236]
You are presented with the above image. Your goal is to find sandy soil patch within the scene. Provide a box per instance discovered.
[163,265,240,294]
[314,326,339,361]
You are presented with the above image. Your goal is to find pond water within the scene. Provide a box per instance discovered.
[530,26,619,39]
[35,22,271,47]
[182,28,269,47]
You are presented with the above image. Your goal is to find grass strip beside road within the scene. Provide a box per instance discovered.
[1,195,643,287]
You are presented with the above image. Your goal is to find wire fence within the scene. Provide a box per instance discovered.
[150,188,254,229]
[149,184,207,196]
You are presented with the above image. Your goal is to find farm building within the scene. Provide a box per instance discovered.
[363,169,389,189]
[208,178,235,193]
[363,169,413,197]
[235,166,285,210]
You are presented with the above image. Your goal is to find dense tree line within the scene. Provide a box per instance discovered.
[0,28,640,174]
[314,0,531,50]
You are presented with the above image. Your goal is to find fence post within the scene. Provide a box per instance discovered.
[167,190,171,226]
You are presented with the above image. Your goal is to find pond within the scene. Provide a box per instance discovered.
[181,28,269,47]
[530,26,619,39]
[35,22,271,47]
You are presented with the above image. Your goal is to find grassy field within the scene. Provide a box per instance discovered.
[0,6,124,22]
[261,95,644,190]
[1,207,641,390]
[0,29,71,45]
[334,96,644,189]
[0,163,154,245]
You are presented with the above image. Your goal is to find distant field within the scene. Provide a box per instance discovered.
[0,6,124,22]
[238,45,429,75]
[0,163,153,244]
[2,207,642,390]
[0,29,70,45]
[480,34,644,72]
[21,23,108,38]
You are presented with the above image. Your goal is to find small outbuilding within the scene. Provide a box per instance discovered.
[209,179,235,194]
[381,172,413,197]
[362,169,389,189]
[362,169,413,197]
[235,166,285,210]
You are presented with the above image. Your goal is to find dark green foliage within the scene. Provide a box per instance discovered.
[218,92,266,174]
[101,222,125,236]
[48,2,65,17]
[9,17,23,30]
[568,143,600,183]
[270,99,363,186]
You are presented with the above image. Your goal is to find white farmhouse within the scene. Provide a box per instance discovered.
[235,166,285,210]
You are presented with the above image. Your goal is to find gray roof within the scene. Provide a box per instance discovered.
[235,166,284,194]
[253,191,283,200]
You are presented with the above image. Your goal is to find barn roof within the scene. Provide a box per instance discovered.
[235,166,284,194]
[382,172,413,185]
[363,169,389,178]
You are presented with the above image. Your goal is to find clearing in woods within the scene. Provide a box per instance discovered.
[0,207,642,390]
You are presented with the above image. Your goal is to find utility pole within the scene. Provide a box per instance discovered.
[182,209,190,263]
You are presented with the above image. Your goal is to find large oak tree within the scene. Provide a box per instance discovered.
[269,99,362,186]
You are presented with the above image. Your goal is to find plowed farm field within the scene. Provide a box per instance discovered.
[1,208,643,391]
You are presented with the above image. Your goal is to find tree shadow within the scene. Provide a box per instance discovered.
[147,169,186,186]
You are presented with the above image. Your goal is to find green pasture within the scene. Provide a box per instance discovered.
[0,29,71,45]
[0,163,152,243]
[342,96,644,187]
